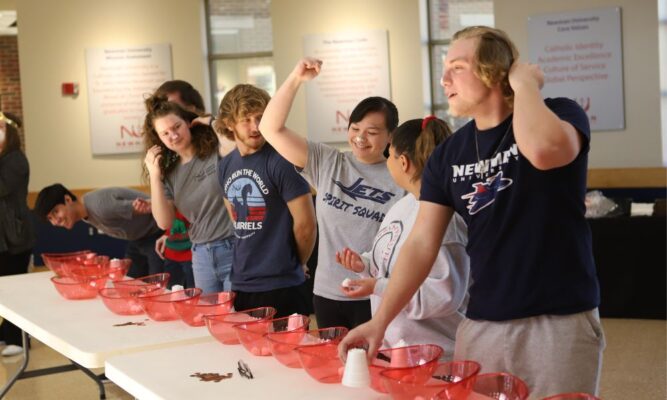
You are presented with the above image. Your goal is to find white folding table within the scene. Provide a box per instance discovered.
[105,340,386,400]
[0,272,213,398]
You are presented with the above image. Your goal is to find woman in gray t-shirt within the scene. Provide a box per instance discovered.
[143,96,235,294]
[259,57,404,329]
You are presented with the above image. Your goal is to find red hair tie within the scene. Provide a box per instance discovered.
[421,115,437,130]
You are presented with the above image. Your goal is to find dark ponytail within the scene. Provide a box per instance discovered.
[390,117,452,182]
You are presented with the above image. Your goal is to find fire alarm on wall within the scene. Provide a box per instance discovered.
[61,82,79,96]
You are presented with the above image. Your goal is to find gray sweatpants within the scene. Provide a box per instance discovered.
[453,308,606,399]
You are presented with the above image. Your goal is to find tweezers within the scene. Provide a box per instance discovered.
[237,360,254,379]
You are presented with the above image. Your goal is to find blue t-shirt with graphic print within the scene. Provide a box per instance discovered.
[218,144,311,292]
[421,97,600,321]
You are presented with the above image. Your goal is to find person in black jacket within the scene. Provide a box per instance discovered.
[0,111,35,357]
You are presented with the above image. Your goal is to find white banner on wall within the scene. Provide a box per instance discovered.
[85,44,172,155]
[528,7,624,131]
[303,30,391,143]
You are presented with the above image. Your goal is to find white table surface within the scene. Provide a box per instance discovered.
[0,272,212,368]
[105,340,388,400]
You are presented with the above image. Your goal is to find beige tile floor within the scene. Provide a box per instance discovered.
[0,318,664,399]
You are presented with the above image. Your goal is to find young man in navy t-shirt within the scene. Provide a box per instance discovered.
[340,27,604,398]
[217,84,316,318]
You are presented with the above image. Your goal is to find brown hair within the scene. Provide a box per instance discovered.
[453,26,518,107]
[390,117,452,182]
[0,111,23,157]
[142,95,218,181]
[216,84,271,140]
[155,80,206,114]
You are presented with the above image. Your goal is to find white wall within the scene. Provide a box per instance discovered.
[17,0,206,191]
[270,0,425,143]
[271,0,663,168]
[12,0,665,192]
[0,0,15,10]
[496,0,663,168]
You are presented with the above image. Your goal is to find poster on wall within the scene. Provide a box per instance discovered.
[303,30,391,143]
[527,7,624,131]
[85,44,172,155]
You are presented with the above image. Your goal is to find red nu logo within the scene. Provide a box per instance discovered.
[335,110,350,125]
[120,125,141,138]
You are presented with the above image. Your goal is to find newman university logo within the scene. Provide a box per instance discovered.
[461,171,513,215]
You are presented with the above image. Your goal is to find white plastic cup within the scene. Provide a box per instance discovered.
[342,348,371,388]
[287,313,305,330]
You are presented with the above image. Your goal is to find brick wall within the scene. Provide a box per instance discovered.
[0,35,24,150]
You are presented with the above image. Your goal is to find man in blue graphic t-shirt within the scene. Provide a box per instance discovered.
[217,84,316,318]
[340,27,604,398]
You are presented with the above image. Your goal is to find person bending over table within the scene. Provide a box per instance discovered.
[34,185,166,281]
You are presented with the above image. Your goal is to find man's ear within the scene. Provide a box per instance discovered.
[63,194,73,204]
[223,118,235,133]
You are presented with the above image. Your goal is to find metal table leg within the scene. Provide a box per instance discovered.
[0,331,107,399]
[0,330,30,398]
[71,361,107,399]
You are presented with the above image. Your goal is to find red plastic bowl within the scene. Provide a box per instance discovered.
[42,250,96,276]
[42,250,94,263]
[204,307,276,345]
[542,394,601,400]
[98,287,159,315]
[233,314,310,357]
[80,255,109,264]
[139,288,203,321]
[54,255,114,279]
[296,342,345,383]
[173,292,236,327]
[471,372,530,400]
[67,265,112,283]
[50,275,106,300]
[266,326,348,368]
[368,344,443,393]
[380,360,481,400]
[113,273,171,297]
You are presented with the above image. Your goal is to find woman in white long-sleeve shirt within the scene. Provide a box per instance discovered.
[336,117,470,359]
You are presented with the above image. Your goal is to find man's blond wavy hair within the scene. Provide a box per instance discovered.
[453,26,519,107]
[216,84,271,140]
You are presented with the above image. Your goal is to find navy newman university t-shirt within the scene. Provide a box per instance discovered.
[218,144,311,292]
[421,98,600,321]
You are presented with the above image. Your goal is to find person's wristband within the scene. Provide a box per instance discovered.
[209,116,215,128]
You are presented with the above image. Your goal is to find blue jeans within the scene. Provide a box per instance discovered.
[191,237,233,294]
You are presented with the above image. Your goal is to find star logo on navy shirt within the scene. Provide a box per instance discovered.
[461,170,513,215]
